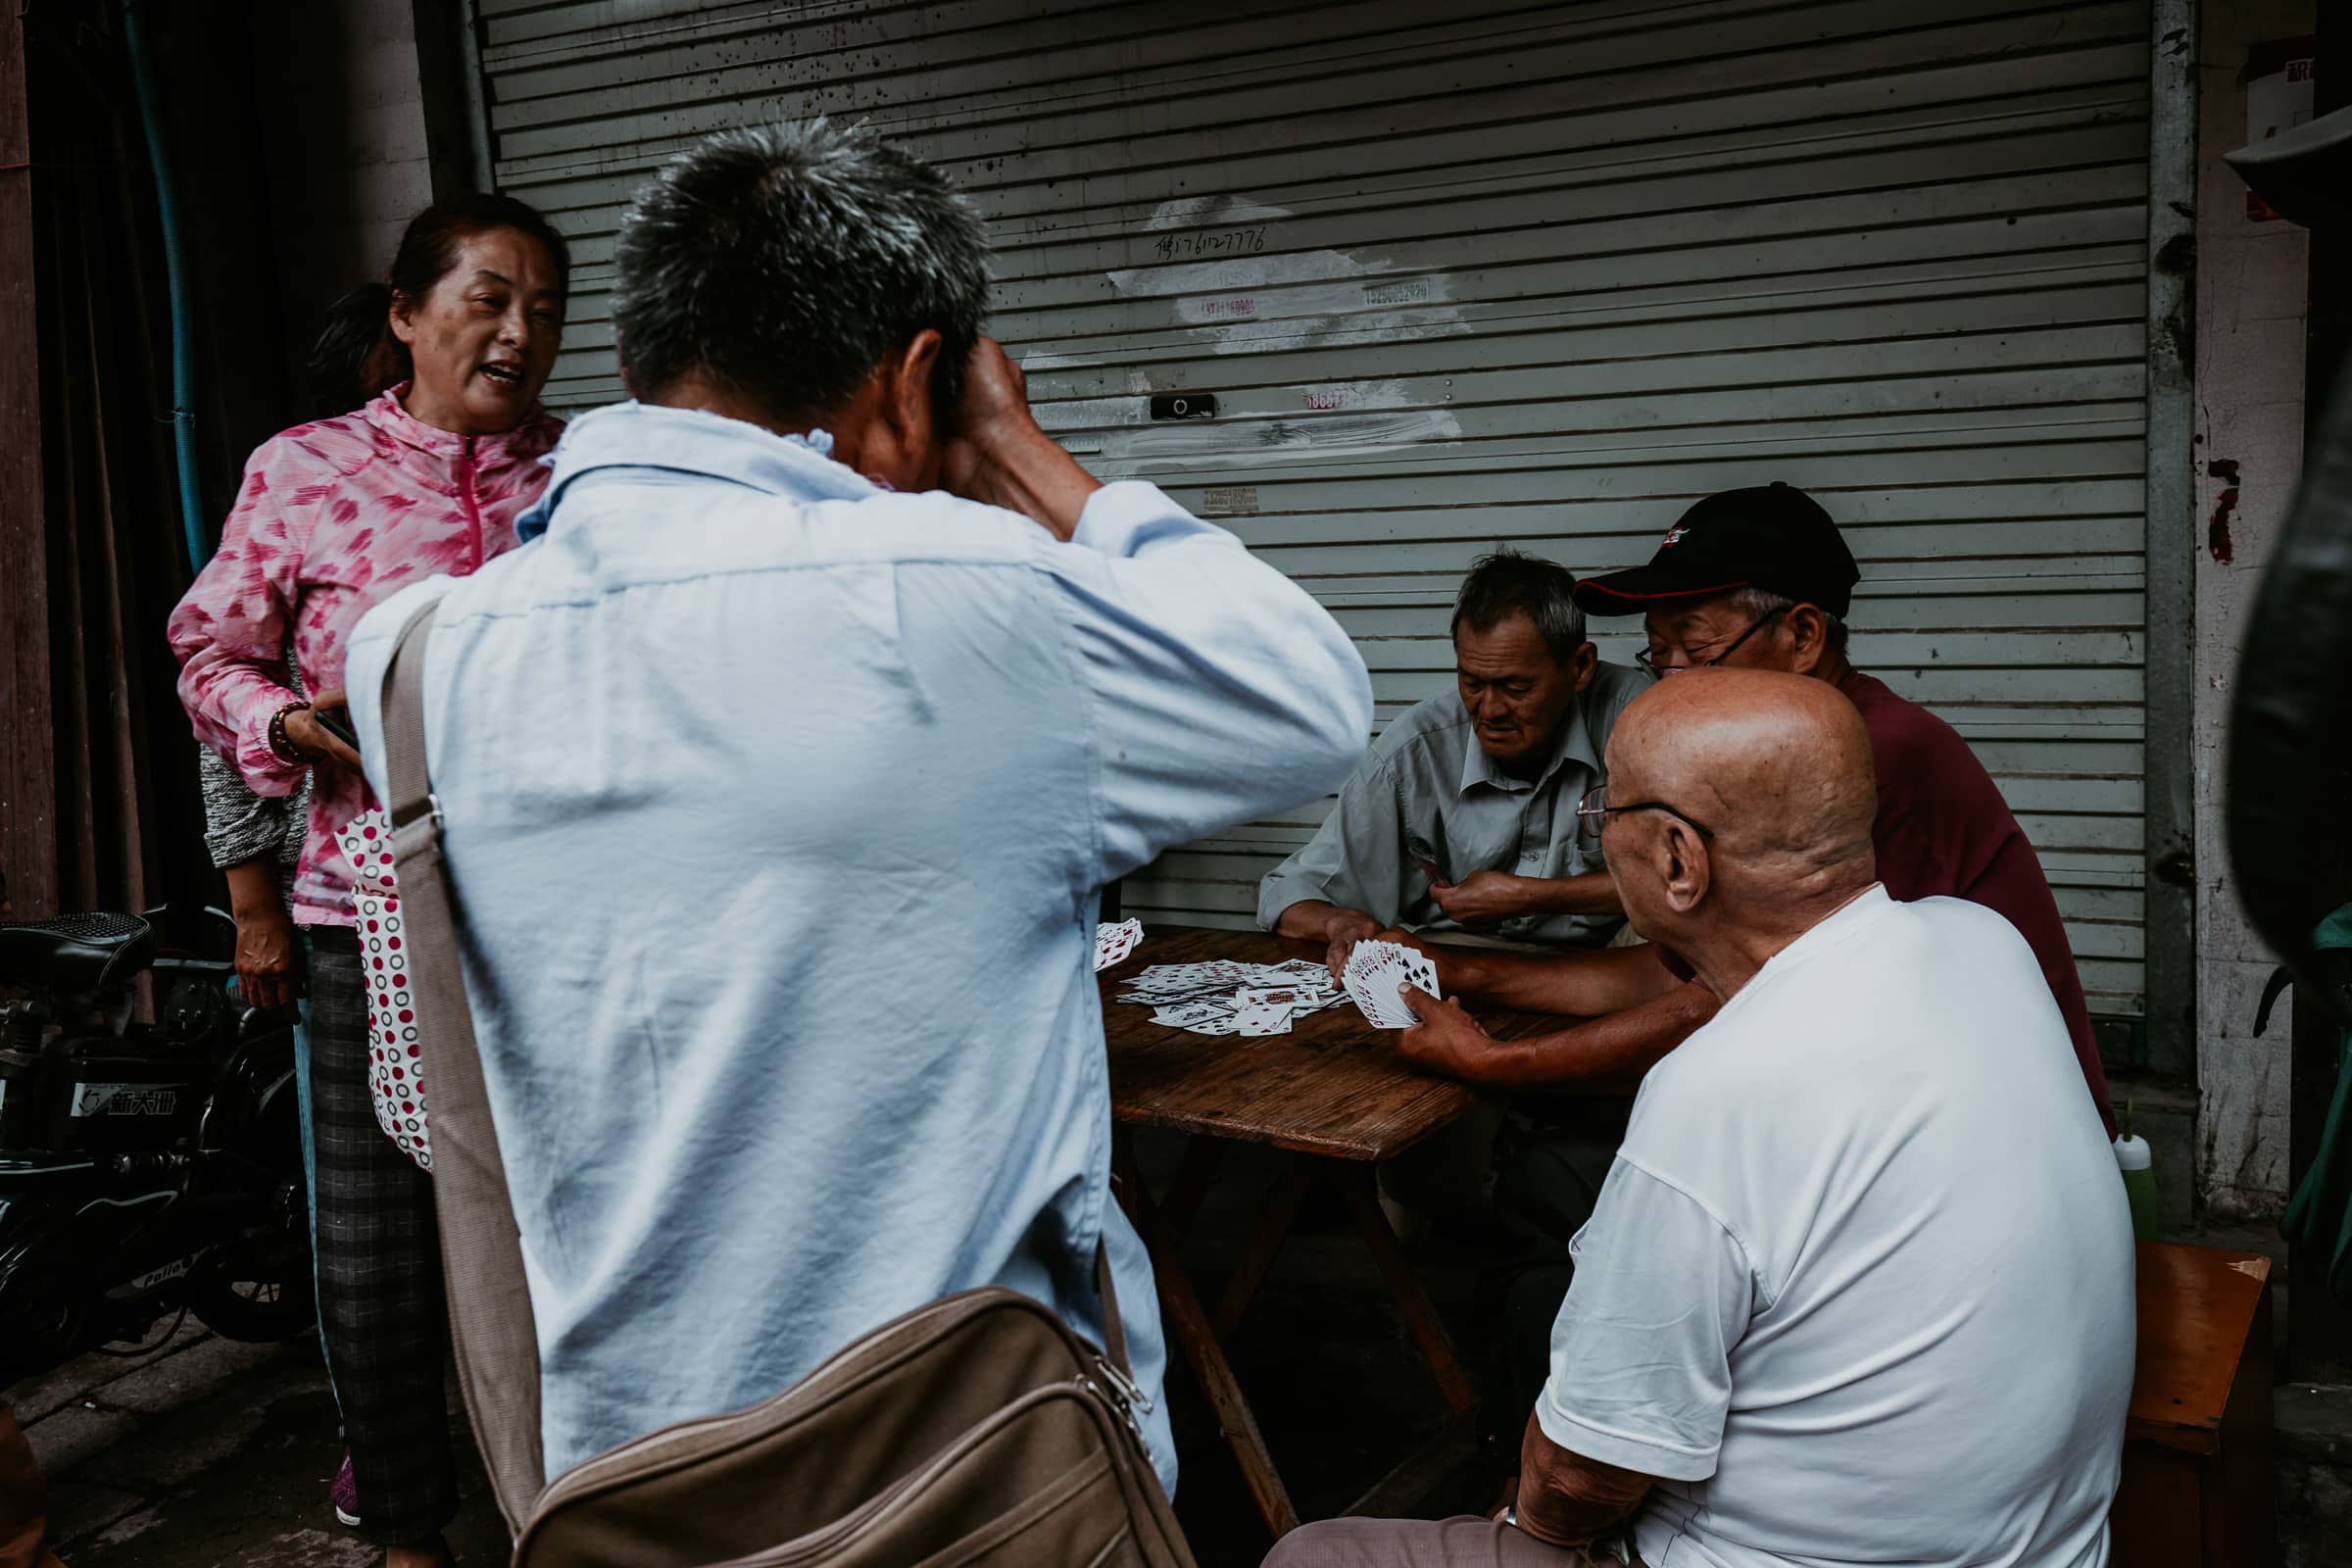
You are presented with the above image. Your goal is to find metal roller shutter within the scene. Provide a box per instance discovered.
[477,0,2151,1017]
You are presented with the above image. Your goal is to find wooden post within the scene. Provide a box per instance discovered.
[0,7,56,919]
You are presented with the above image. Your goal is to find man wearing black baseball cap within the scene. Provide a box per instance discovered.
[1571,481,2108,1135]
[1390,481,2116,1482]
[1573,479,1861,624]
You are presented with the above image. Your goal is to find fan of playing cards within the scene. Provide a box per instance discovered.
[1339,939,1441,1029]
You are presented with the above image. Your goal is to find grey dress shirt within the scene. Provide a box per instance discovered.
[1256,661,1647,948]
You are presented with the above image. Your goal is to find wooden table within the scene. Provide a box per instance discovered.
[2111,1241,2276,1568]
[1100,924,1562,1538]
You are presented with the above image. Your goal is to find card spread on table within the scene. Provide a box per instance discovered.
[1116,958,1347,1037]
[1094,918,1145,971]
[1234,1001,1296,1036]
[1341,940,1440,1029]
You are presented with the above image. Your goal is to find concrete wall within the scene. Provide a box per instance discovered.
[2192,0,2314,1217]
[248,0,442,393]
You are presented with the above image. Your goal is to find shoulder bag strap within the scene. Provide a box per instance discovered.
[381,599,549,1532]
[1095,1240,1129,1374]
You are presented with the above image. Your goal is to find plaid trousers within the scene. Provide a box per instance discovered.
[307,927,459,1546]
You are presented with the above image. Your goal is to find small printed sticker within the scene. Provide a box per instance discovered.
[70,1084,179,1117]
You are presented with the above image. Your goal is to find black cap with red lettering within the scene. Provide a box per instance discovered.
[1572,482,1859,619]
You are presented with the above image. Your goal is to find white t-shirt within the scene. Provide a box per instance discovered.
[1537,887,2134,1568]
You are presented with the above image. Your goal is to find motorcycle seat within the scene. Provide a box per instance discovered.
[0,913,156,994]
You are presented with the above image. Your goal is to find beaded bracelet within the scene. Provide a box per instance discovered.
[267,700,313,764]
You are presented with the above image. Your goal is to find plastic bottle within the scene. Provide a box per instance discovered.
[2114,1099,2160,1241]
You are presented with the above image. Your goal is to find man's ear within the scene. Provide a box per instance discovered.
[879,328,945,458]
[1786,604,1834,676]
[1661,820,1710,912]
[1568,641,1599,694]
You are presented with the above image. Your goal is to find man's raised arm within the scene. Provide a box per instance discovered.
[945,338,1374,877]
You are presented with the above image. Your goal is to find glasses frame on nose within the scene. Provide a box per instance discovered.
[1575,784,1718,852]
[1635,603,1791,678]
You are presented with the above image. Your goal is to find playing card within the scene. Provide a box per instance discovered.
[1408,836,1449,884]
[1094,918,1144,971]
[1342,939,1440,1029]
[1236,985,1309,1007]
[1151,999,1240,1034]
[1234,1001,1295,1036]
[1128,960,1256,995]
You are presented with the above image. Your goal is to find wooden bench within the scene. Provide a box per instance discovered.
[2111,1241,2276,1568]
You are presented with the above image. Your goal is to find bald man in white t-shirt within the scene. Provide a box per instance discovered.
[1266,669,2134,1568]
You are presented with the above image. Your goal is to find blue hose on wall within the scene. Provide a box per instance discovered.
[121,0,209,573]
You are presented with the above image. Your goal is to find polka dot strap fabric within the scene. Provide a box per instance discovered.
[337,808,430,1169]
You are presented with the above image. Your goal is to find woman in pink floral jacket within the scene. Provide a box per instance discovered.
[169,193,567,1568]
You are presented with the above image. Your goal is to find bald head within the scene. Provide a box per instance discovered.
[1599,669,1879,990]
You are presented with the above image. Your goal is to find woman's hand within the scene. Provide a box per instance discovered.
[224,861,303,1013]
[235,907,301,1013]
[281,686,364,771]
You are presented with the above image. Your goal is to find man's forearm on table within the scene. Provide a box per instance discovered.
[1515,870,1623,918]
[1271,898,1356,942]
[1444,982,1717,1093]
[1443,942,1680,1016]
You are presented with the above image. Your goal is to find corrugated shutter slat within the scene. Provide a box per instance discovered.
[480,0,2149,1016]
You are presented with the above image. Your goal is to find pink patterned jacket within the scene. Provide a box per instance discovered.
[169,386,563,927]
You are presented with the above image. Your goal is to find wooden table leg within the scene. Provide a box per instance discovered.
[1114,1140,1302,1538]
[1331,1163,1478,1413]
[1156,1135,1227,1250]
[1214,1155,1317,1341]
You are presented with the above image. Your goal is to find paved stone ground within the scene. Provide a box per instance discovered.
[16,1152,2343,1566]
[12,1138,1490,1567]
[14,1317,511,1566]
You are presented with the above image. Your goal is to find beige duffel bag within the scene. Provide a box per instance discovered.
[380,600,1197,1568]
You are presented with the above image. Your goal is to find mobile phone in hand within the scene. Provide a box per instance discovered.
[314,705,359,753]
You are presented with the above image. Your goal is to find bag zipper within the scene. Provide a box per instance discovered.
[1089,1354,1151,1444]
[697,1380,1126,1568]
[527,1289,1034,1510]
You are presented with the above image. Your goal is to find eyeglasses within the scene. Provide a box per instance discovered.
[1575,784,1718,852]
[1635,604,1789,678]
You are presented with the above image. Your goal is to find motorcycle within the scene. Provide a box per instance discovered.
[0,904,315,1385]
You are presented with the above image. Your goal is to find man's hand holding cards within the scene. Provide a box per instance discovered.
[1342,939,1440,1029]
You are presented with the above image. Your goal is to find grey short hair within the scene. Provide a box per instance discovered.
[1451,549,1589,667]
[1725,585,1850,655]
[611,119,990,422]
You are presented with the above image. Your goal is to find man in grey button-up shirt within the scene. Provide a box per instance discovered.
[1259,552,1645,969]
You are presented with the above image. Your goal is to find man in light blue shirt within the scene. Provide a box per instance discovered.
[343,122,1370,1497]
